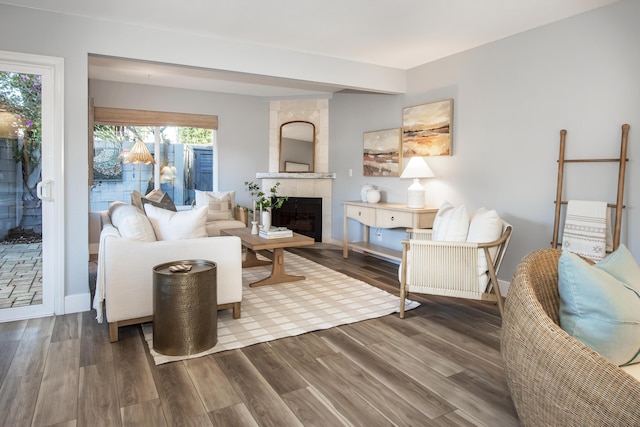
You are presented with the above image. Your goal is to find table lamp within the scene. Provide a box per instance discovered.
[400,156,434,208]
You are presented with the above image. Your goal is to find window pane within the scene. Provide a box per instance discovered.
[90,125,214,211]
[0,70,44,309]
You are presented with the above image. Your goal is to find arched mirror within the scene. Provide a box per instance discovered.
[280,121,315,172]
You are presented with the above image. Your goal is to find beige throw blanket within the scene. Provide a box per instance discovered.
[562,200,610,261]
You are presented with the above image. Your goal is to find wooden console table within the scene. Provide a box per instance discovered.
[343,201,438,261]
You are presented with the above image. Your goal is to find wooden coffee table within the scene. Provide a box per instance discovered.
[221,227,315,287]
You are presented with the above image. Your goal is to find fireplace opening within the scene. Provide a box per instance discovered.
[272,197,322,242]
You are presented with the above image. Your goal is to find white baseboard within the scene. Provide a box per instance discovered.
[65,292,91,314]
[326,237,343,247]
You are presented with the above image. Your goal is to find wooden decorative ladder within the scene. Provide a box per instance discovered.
[551,124,630,252]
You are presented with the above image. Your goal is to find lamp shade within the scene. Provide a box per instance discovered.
[124,140,155,165]
[400,156,434,209]
[400,156,434,179]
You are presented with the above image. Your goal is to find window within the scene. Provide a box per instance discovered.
[90,107,217,211]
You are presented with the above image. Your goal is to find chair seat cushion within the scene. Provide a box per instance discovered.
[621,364,640,382]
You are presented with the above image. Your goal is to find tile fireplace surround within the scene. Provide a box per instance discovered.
[258,99,335,243]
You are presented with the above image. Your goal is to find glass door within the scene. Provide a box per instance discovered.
[0,52,64,321]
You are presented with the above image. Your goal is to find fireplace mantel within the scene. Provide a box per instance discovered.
[256,172,336,179]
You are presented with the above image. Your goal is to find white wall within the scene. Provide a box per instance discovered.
[330,0,640,281]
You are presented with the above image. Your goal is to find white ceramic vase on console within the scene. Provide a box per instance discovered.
[366,189,381,203]
[360,184,380,204]
[361,184,374,202]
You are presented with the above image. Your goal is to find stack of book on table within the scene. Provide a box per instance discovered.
[259,227,293,239]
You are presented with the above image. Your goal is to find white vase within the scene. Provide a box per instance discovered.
[261,209,272,231]
[366,189,381,203]
[361,184,374,202]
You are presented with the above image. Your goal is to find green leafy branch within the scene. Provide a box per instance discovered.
[245,181,288,211]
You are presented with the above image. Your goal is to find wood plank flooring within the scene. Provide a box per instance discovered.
[0,244,519,426]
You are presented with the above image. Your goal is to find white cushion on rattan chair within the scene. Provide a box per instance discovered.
[621,363,640,381]
[432,201,469,242]
[559,248,640,366]
[467,208,503,275]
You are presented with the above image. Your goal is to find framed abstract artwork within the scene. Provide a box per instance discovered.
[363,128,401,176]
[402,98,453,158]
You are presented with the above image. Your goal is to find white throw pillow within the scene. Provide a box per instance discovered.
[108,201,127,219]
[432,201,469,242]
[467,208,503,275]
[109,204,157,242]
[144,204,208,241]
[195,190,236,213]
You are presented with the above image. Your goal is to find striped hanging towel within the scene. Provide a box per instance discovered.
[562,200,609,261]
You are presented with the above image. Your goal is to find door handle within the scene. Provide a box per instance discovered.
[36,179,53,201]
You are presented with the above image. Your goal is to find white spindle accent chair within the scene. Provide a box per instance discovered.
[399,220,513,317]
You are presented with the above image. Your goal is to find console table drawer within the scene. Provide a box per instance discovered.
[343,201,438,260]
[375,209,413,228]
[346,205,376,227]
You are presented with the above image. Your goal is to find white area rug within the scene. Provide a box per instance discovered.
[143,251,419,365]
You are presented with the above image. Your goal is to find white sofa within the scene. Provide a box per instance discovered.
[94,202,244,342]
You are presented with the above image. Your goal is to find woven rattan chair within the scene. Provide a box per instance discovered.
[398,220,512,318]
[501,248,640,426]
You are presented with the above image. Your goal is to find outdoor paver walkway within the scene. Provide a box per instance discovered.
[0,242,42,308]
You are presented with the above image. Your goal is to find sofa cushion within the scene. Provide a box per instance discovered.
[432,201,469,242]
[131,190,177,212]
[144,204,208,241]
[108,203,157,242]
[467,208,503,275]
[558,247,640,366]
[205,219,248,236]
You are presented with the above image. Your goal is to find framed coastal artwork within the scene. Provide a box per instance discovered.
[363,128,401,176]
[402,98,453,158]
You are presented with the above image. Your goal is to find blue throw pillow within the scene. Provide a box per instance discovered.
[594,244,640,294]
[558,246,640,366]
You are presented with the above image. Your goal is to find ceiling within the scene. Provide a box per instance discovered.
[2,0,619,96]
